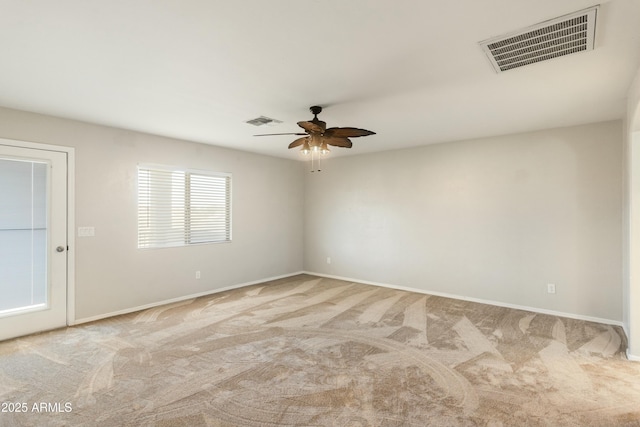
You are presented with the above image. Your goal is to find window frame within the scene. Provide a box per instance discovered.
[137,164,232,249]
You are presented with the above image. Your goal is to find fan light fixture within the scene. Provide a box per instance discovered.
[253,106,375,172]
[299,135,331,171]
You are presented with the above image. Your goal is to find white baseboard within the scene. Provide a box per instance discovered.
[627,350,640,362]
[71,270,637,360]
[71,271,305,325]
[622,325,640,361]
[71,269,626,339]
[304,271,624,328]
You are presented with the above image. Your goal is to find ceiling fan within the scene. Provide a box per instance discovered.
[254,106,376,156]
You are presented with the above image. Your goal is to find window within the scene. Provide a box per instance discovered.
[137,165,231,249]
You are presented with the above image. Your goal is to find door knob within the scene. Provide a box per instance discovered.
[56,246,65,252]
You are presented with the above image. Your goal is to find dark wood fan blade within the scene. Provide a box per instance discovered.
[297,121,324,133]
[288,137,308,149]
[324,127,376,138]
[254,132,308,137]
[324,137,352,148]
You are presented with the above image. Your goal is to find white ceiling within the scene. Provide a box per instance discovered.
[1,0,639,160]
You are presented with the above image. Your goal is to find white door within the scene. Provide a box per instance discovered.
[0,144,68,341]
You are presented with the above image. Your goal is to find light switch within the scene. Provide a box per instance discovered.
[78,226,95,237]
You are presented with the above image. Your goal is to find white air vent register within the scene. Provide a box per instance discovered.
[480,6,598,72]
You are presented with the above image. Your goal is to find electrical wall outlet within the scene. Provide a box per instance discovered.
[326,257,331,264]
[195,271,201,279]
[547,283,556,294]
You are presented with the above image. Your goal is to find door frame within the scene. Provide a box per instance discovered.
[0,137,75,326]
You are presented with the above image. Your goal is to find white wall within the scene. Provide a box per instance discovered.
[305,121,623,322]
[0,107,305,320]
[625,65,640,358]
[0,106,626,328]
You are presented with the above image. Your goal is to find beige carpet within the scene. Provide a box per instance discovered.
[1,274,640,426]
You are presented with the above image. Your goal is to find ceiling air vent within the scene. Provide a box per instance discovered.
[245,116,282,126]
[480,6,598,73]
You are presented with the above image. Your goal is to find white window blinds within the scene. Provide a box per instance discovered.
[137,165,231,248]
